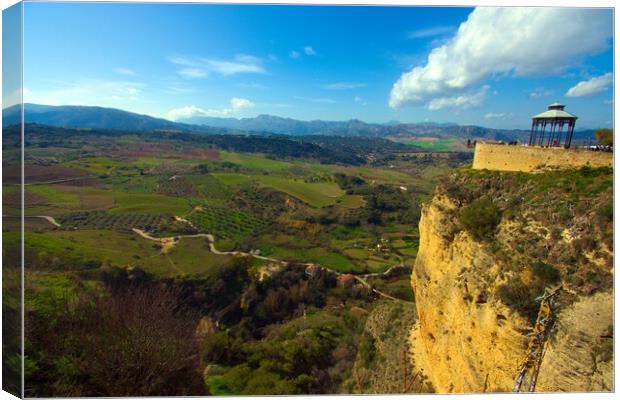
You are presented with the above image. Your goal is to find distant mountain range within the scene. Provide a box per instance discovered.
[2,103,192,132]
[2,103,598,143]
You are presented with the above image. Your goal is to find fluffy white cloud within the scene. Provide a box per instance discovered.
[230,97,255,111]
[167,97,255,120]
[324,82,366,90]
[169,54,265,77]
[166,105,208,121]
[390,7,612,109]
[565,73,612,97]
[426,85,489,111]
[289,50,301,59]
[304,46,317,56]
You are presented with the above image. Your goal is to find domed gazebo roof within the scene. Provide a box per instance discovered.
[529,103,578,148]
[532,103,578,120]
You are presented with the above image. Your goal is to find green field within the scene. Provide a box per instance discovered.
[11,143,453,276]
[220,151,293,171]
[18,229,231,277]
[188,205,266,244]
[109,192,191,214]
[255,175,344,207]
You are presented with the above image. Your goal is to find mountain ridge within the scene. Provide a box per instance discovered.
[2,103,597,143]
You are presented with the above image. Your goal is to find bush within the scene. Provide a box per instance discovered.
[26,286,206,396]
[496,277,539,323]
[598,200,613,223]
[531,261,560,284]
[358,333,376,368]
[459,198,502,241]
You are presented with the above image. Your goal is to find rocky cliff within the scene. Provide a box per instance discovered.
[410,167,613,393]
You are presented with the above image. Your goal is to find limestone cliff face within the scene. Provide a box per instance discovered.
[410,192,613,393]
[410,194,530,393]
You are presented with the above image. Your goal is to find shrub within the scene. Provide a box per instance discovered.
[597,200,613,223]
[531,261,560,284]
[496,277,539,323]
[26,286,206,396]
[358,333,376,368]
[458,198,502,241]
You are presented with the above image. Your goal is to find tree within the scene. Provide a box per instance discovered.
[26,285,206,396]
[594,128,613,146]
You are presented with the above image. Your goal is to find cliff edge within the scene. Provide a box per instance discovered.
[410,166,613,393]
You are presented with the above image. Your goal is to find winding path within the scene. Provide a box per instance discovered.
[9,212,410,303]
[131,227,412,303]
[3,214,62,227]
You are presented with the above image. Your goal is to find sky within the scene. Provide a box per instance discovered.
[17,2,614,129]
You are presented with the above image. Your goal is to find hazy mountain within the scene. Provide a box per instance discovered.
[180,114,389,137]
[2,103,193,132]
[2,103,597,143]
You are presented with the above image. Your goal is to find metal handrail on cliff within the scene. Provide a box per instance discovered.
[512,285,562,393]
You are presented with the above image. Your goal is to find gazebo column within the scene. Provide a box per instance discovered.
[529,120,536,146]
[565,121,575,148]
[531,121,540,146]
[547,120,557,147]
[557,121,565,147]
[539,121,547,147]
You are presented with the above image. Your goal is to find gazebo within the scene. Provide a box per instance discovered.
[528,102,578,148]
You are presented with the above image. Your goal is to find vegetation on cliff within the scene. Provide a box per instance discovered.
[437,166,613,320]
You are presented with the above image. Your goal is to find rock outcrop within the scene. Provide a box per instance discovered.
[410,194,530,393]
[410,169,613,393]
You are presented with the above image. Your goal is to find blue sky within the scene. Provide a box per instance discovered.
[20,3,613,129]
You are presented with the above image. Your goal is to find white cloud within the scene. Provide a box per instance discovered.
[603,99,613,105]
[389,7,611,109]
[289,50,301,59]
[230,97,255,111]
[565,72,612,97]
[166,105,208,121]
[205,54,265,76]
[426,85,489,111]
[178,68,208,78]
[529,87,554,98]
[304,46,317,56]
[484,112,514,120]
[324,82,366,90]
[168,56,194,66]
[167,97,255,121]
[354,96,367,106]
[169,54,265,77]
[114,67,136,76]
[407,25,455,39]
[24,79,143,106]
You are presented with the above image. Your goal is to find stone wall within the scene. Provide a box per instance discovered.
[473,143,612,172]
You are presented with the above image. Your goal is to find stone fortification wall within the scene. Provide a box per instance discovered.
[473,143,612,172]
